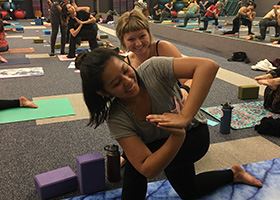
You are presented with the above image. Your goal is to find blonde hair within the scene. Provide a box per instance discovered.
[116,9,153,50]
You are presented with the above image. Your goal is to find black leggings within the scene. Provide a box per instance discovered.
[50,6,66,54]
[121,124,233,200]
[0,99,19,110]
[224,15,253,34]
[68,29,98,57]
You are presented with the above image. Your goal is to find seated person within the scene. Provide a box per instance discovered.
[199,1,222,31]
[223,2,256,35]
[0,19,8,63]
[62,3,98,58]
[255,1,280,40]
[0,96,38,110]
[255,67,280,91]
[177,0,200,27]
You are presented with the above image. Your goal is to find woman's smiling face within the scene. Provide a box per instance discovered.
[100,56,140,100]
[123,29,151,55]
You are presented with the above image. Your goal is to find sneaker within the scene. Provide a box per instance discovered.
[49,52,55,56]
[67,54,75,59]
[251,59,276,71]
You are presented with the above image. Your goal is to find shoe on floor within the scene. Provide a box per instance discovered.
[67,55,75,59]
[49,52,55,56]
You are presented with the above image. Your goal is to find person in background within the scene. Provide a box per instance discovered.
[78,48,262,199]
[61,3,98,58]
[223,2,256,35]
[177,0,200,28]
[199,1,222,31]
[0,96,38,110]
[0,19,8,63]
[255,1,280,41]
[48,0,67,56]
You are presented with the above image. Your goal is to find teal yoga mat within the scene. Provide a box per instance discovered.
[201,101,280,129]
[0,98,75,124]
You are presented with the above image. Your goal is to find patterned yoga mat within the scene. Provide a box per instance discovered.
[65,158,280,200]
[201,101,280,129]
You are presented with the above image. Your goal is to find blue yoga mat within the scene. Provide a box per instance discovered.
[0,58,30,66]
[65,158,280,200]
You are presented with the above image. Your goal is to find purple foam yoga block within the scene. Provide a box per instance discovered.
[34,166,78,200]
[76,152,105,194]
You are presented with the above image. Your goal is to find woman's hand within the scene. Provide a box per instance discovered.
[146,112,190,129]
[254,73,273,81]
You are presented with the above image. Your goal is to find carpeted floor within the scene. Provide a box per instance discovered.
[1,19,280,200]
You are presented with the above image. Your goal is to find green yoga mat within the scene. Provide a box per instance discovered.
[0,98,75,124]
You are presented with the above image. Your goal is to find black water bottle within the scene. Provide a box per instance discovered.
[104,144,121,183]
[220,102,234,134]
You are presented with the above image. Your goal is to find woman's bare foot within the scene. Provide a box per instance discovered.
[0,56,8,63]
[120,156,126,168]
[19,96,38,108]
[231,165,262,188]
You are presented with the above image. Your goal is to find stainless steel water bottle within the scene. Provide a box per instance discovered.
[220,102,234,134]
[104,144,121,182]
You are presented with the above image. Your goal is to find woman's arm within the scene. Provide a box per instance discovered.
[157,40,184,57]
[69,22,83,37]
[80,14,96,24]
[147,57,219,128]
[117,128,185,178]
[157,41,189,85]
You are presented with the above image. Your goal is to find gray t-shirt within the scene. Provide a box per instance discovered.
[108,57,206,144]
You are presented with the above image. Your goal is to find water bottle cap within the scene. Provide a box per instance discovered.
[104,144,119,153]
[221,102,233,109]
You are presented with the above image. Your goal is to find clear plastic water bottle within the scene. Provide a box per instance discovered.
[104,144,121,182]
[220,102,234,134]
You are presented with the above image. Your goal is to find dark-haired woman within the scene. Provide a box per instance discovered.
[62,3,98,58]
[77,48,262,199]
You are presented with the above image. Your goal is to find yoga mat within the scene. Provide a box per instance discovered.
[201,101,280,129]
[25,53,50,59]
[0,58,30,66]
[65,158,280,200]
[0,67,44,79]
[179,25,198,29]
[7,48,35,54]
[22,36,41,40]
[23,26,46,30]
[6,35,23,39]
[0,98,75,124]
[58,55,76,61]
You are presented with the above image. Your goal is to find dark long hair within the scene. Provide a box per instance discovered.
[77,48,119,128]
[0,19,4,32]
